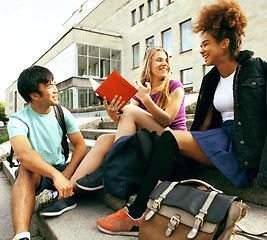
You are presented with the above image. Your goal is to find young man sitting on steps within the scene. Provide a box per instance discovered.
[8,66,87,240]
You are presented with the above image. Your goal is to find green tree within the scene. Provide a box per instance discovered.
[0,101,8,123]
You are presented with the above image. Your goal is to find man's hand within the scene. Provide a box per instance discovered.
[53,173,74,199]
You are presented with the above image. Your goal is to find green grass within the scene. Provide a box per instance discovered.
[0,134,9,144]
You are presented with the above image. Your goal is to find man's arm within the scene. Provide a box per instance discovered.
[61,131,87,180]
[10,135,74,199]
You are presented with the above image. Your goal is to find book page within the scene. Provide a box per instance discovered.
[89,78,100,92]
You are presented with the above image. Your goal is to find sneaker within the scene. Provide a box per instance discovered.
[40,195,77,217]
[9,238,30,240]
[33,189,57,213]
[76,167,104,191]
[97,206,143,236]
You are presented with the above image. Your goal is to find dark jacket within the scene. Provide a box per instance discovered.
[191,50,267,187]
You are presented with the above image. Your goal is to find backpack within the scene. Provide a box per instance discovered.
[103,128,160,199]
[6,104,69,168]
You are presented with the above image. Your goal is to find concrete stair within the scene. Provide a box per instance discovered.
[1,114,267,240]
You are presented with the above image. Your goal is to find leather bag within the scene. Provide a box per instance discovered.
[139,179,248,240]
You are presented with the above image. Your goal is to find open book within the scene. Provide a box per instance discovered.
[89,70,138,111]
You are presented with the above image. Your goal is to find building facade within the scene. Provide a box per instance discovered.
[5,0,267,117]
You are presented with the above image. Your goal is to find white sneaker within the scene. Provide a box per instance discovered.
[33,189,57,213]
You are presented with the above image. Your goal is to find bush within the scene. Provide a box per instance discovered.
[0,134,9,144]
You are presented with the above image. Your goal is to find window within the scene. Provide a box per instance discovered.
[139,4,145,21]
[162,28,172,56]
[157,0,164,10]
[148,0,153,16]
[132,9,137,25]
[180,19,192,52]
[77,44,121,78]
[181,68,193,92]
[146,36,155,47]
[133,43,140,68]
[168,0,174,4]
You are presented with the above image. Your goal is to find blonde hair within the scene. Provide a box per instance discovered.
[139,47,171,110]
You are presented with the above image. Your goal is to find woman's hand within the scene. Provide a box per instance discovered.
[103,95,125,121]
[133,79,151,102]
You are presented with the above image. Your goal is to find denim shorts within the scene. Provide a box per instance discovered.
[15,162,69,195]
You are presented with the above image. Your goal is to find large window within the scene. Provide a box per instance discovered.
[146,36,155,47]
[148,0,153,16]
[77,44,121,79]
[162,28,172,56]
[133,43,140,68]
[180,19,192,52]
[132,9,137,25]
[157,0,164,10]
[181,68,193,92]
[139,4,145,21]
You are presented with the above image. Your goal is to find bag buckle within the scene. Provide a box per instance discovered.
[153,199,161,210]
[165,214,181,237]
[195,215,204,227]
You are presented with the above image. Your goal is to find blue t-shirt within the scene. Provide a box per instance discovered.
[8,105,79,166]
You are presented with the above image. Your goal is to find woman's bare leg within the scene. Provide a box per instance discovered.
[171,130,214,166]
[115,105,167,140]
[70,134,115,188]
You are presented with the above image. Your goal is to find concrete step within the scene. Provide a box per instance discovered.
[1,160,267,240]
[80,129,117,140]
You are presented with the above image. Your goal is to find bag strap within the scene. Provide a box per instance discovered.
[6,105,69,168]
[180,179,223,194]
[187,191,219,239]
[235,224,267,240]
[6,147,19,168]
[145,181,178,221]
[53,104,69,161]
[137,128,158,163]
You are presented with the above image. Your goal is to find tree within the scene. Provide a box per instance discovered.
[0,101,8,123]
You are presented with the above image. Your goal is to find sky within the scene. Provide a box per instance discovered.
[0,0,88,102]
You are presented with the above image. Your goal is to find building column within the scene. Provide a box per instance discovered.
[73,87,78,109]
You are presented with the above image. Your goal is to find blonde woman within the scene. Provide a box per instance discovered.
[40,47,187,217]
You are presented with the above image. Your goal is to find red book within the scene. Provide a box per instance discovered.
[89,70,138,111]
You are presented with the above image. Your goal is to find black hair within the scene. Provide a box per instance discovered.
[17,65,54,102]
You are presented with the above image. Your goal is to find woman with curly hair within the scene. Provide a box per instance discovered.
[96,0,267,236]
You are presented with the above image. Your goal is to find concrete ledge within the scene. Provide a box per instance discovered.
[193,168,267,207]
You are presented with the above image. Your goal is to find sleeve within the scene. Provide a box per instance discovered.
[257,58,267,187]
[169,80,184,94]
[62,107,80,134]
[132,95,141,104]
[7,115,28,139]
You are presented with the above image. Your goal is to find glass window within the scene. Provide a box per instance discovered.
[139,4,145,21]
[111,49,121,60]
[133,43,140,68]
[168,0,174,4]
[132,9,137,25]
[148,0,153,16]
[162,28,172,56]
[89,46,99,57]
[89,57,99,76]
[78,56,88,76]
[181,68,193,92]
[146,36,155,47]
[78,44,87,56]
[157,0,164,10]
[180,19,192,52]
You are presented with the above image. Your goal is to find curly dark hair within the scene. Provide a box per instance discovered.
[192,0,247,59]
